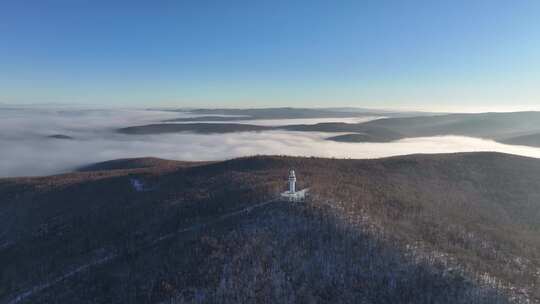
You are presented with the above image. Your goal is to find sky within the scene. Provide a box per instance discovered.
[1,0,539,111]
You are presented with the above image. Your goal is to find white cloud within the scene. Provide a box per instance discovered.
[2,108,540,178]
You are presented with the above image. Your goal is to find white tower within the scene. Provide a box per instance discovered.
[281,168,308,202]
[288,169,296,193]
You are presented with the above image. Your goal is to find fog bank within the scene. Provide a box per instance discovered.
[2,108,540,178]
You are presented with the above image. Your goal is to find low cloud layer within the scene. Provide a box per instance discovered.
[2,107,540,178]
[174,116,384,126]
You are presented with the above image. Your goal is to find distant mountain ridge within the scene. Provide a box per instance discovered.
[118,111,540,148]
[76,157,208,172]
[166,107,393,120]
[363,111,540,139]
[501,133,540,147]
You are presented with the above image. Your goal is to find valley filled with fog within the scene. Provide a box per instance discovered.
[2,107,540,178]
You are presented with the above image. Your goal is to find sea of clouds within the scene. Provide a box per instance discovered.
[2,107,540,178]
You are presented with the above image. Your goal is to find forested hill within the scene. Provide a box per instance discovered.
[1,152,539,303]
[117,111,540,148]
[361,111,540,141]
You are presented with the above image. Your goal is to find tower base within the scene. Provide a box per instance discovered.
[281,189,309,202]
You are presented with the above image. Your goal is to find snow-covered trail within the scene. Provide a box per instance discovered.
[5,198,281,304]
[6,253,118,304]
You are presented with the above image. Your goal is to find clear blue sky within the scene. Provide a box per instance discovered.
[1,0,539,111]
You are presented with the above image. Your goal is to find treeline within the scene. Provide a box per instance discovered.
[32,201,509,304]
[2,153,540,303]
